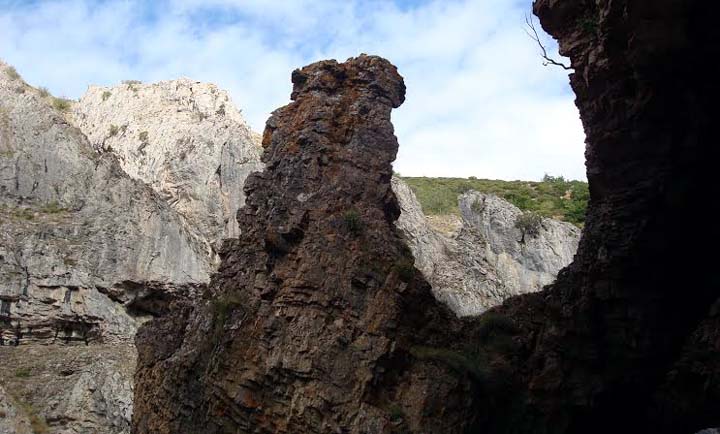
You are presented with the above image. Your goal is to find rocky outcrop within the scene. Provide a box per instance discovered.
[394,178,579,315]
[71,79,264,254]
[0,384,32,434]
[133,55,495,434]
[0,63,258,433]
[470,0,720,432]
[0,344,135,434]
[0,62,212,346]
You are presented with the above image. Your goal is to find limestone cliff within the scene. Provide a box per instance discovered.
[0,63,258,433]
[0,62,211,346]
[394,178,579,315]
[71,79,264,254]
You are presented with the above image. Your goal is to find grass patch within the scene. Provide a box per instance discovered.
[52,97,72,112]
[211,294,244,339]
[15,367,32,378]
[39,201,65,214]
[16,400,49,434]
[38,87,50,98]
[402,174,588,226]
[138,131,149,143]
[101,90,112,101]
[108,124,119,137]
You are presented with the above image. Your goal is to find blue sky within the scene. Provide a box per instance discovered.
[0,0,586,180]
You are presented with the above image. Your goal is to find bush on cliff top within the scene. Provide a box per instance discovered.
[402,174,588,226]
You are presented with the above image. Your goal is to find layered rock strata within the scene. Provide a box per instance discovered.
[0,62,211,346]
[133,55,493,434]
[0,64,259,434]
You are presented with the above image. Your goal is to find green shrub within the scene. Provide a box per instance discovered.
[392,259,415,283]
[388,404,404,422]
[38,86,50,98]
[138,131,149,143]
[52,97,72,112]
[108,124,119,137]
[402,175,589,226]
[15,367,31,378]
[123,80,141,92]
[343,210,364,235]
[5,66,20,80]
[101,90,112,101]
[515,211,543,242]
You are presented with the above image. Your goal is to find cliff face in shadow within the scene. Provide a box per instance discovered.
[485,0,720,432]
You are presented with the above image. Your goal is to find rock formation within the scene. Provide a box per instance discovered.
[0,62,211,346]
[133,0,720,425]
[473,0,720,432]
[133,55,493,434]
[71,79,264,254]
[0,63,259,433]
[394,178,579,315]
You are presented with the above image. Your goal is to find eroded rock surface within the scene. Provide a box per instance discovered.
[0,62,211,346]
[72,79,264,254]
[133,55,493,434]
[0,63,255,434]
[394,178,579,315]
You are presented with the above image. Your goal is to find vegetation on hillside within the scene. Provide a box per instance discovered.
[401,174,589,226]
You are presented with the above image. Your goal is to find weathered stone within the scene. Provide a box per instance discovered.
[133,55,488,434]
[0,62,212,346]
[71,79,264,253]
[394,177,579,316]
[0,345,135,434]
[471,0,720,432]
[0,384,33,434]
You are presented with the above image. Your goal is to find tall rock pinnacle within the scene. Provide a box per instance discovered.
[133,55,488,434]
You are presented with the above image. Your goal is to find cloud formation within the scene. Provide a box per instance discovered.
[0,0,586,180]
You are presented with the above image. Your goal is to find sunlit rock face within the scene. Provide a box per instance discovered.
[72,78,264,255]
[1,61,211,347]
[0,62,259,434]
[394,177,579,316]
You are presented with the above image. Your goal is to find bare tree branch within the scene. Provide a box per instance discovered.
[524,14,572,70]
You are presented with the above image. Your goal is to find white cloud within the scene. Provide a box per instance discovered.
[0,0,586,180]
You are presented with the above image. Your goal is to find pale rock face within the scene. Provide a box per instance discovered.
[0,63,223,433]
[0,384,33,434]
[393,177,580,316]
[0,64,212,346]
[71,79,264,255]
[0,345,135,434]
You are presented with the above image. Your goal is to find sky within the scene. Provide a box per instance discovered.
[0,0,587,181]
